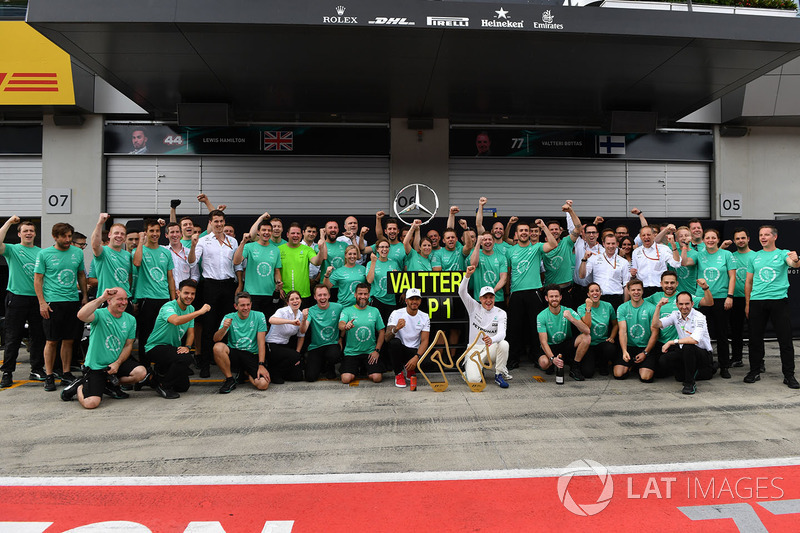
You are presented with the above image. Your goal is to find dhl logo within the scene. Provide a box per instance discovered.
[0,72,60,92]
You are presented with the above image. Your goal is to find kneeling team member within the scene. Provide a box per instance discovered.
[144,279,211,399]
[536,285,591,381]
[305,285,343,381]
[62,288,147,408]
[615,279,659,382]
[459,265,511,388]
[213,291,270,394]
[385,288,431,388]
[339,283,385,384]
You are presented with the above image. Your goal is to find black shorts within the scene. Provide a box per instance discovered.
[614,345,660,371]
[549,339,576,362]
[83,358,141,399]
[42,301,82,341]
[228,347,260,379]
[339,353,382,376]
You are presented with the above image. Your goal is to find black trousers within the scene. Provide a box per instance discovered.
[601,294,624,311]
[305,344,341,382]
[585,342,617,377]
[729,297,747,361]
[251,294,280,323]
[508,288,544,365]
[749,298,795,377]
[200,278,238,368]
[2,292,45,373]
[267,342,304,382]
[146,345,192,392]
[136,298,168,367]
[659,344,713,384]
[702,299,731,368]
[386,338,418,376]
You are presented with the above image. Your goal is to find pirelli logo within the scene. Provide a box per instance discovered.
[0,72,60,92]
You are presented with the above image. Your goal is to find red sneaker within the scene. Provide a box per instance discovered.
[395,373,407,388]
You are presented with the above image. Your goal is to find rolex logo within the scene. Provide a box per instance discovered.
[336,5,346,15]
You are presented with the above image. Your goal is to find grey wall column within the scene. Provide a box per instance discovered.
[390,118,450,215]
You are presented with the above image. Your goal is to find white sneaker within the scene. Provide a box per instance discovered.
[502,370,513,380]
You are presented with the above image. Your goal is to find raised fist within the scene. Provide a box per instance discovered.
[509,216,519,224]
[631,207,642,216]
[242,233,251,243]
[376,210,386,219]
[395,318,406,331]
[585,297,593,308]
[360,226,369,235]
[8,215,20,225]
[458,219,468,229]
[197,194,207,203]
[478,197,487,206]
[466,265,476,276]
[200,304,212,314]
[326,266,334,276]
[449,206,460,215]
[223,318,233,328]
[99,213,110,223]
[102,288,118,299]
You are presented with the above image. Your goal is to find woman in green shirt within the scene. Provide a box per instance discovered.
[577,283,619,378]
[367,238,401,324]
[323,245,367,307]
[403,219,433,272]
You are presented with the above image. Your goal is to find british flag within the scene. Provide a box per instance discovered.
[263,130,294,151]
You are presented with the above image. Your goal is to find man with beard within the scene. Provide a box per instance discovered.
[385,288,430,388]
[729,228,754,368]
[62,288,147,407]
[536,285,591,381]
[543,200,583,310]
[234,219,283,319]
[278,223,327,307]
[339,284,385,384]
[305,285,343,381]
[645,271,712,349]
[475,197,510,256]
[213,291,270,394]
[320,220,348,275]
[426,228,442,252]
[337,216,369,265]
[374,211,407,267]
[432,226,474,272]
[469,233,509,310]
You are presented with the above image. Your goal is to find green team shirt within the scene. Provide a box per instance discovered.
[536,306,581,345]
[690,242,706,253]
[646,292,701,344]
[321,240,349,273]
[473,250,509,302]
[748,248,790,301]
[732,250,755,298]
[508,242,545,292]
[329,264,367,307]
[388,242,407,269]
[405,249,432,272]
[135,246,174,299]
[616,300,656,348]
[696,249,734,298]
[84,308,137,370]
[431,243,467,271]
[577,300,615,345]
[493,241,511,255]
[307,302,343,351]
[242,241,282,296]
[340,305,385,356]
[221,310,267,354]
[669,248,699,294]
[2,243,40,296]
[271,238,288,247]
[33,246,85,302]
[145,299,195,352]
[93,246,133,296]
[542,238,575,285]
[279,244,317,298]
[370,258,400,305]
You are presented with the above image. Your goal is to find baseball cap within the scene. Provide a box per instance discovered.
[406,288,422,299]
[479,286,495,297]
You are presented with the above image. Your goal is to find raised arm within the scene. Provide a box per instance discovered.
[168,303,211,326]
[248,212,270,241]
[375,210,386,240]
[404,219,420,255]
[132,231,146,267]
[77,287,118,323]
[91,213,109,258]
[538,219,557,253]
[233,233,250,266]
[0,215,21,255]
[565,309,590,335]
[447,205,459,230]
[696,278,713,307]
[562,200,582,242]
[631,207,648,228]
[475,197,487,234]
[504,216,518,245]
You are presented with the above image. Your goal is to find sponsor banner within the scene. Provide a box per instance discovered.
[0,22,75,106]
[104,125,389,156]
[450,128,713,161]
[1,462,799,531]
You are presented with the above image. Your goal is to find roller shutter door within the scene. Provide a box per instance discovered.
[0,157,43,217]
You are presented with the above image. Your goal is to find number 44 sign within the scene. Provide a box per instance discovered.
[45,188,71,214]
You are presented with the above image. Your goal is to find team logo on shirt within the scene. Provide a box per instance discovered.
[551,331,566,343]
[676,267,690,280]
[22,262,35,277]
[355,326,373,342]
[592,323,607,338]
[332,256,345,268]
[114,267,129,283]
[320,326,336,341]
[104,335,122,353]
[149,267,165,282]
[545,255,563,270]
[629,324,646,342]
[483,270,498,285]
[347,280,360,295]
[703,267,720,283]
[515,259,531,276]
[57,269,76,287]
[256,262,272,278]
[736,266,747,283]
[378,277,388,292]
[758,267,777,284]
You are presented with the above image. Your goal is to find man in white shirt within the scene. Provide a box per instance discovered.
[385,288,431,388]
[566,215,602,302]
[632,225,681,297]
[459,265,510,388]
[579,232,630,309]
[188,209,242,377]
[653,291,714,395]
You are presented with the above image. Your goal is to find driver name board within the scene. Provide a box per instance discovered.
[388,271,466,322]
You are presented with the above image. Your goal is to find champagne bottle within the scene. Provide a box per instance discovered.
[555,355,564,385]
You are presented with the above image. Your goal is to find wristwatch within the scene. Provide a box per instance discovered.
[259,362,267,367]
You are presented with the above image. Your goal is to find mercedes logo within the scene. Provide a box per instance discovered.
[393,183,439,226]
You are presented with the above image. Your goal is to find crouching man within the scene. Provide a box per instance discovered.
[213,291,270,393]
[62,288,147,408]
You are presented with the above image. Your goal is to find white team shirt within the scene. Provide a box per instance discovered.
[566,212,601,286]
[583,252,630,295]
[659,308,712,352]
[458,274,507,345]
[163,244,198,285]
[631,243,681,287]
[266,306,306,344]
[387,308,431,349]
[194,233,242,280]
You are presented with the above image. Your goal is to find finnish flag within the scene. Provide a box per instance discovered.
[596,135,626,155]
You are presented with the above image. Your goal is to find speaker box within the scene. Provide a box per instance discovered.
[407,117,433,130]
[53,115,85,126]
[719,126,748,138]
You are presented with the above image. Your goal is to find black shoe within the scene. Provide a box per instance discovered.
[760,362,766,373]
[324,369,337,380]
[0,372,12,388]
[682,382,697,395]
[186,366,195,376]
[218,377,237,394]
[104,383,130,399]
[508,360,520,370]
[60,372,77,386]
[61,376,84,401]
[743,372,761,384]
[155,385,180,399]
[44,374,57,392]
[784,375,800,389]
[569,367,585,382]
[28,369,47,381]
[133,368,153,391]
[731,359,744,368]
[720,367,731,379]
[270,374,285,385]
[199,365,210,378]
[170,199,181,208]
[710,361,719,376]
[545,365,555,375]
[235,371,249,384]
